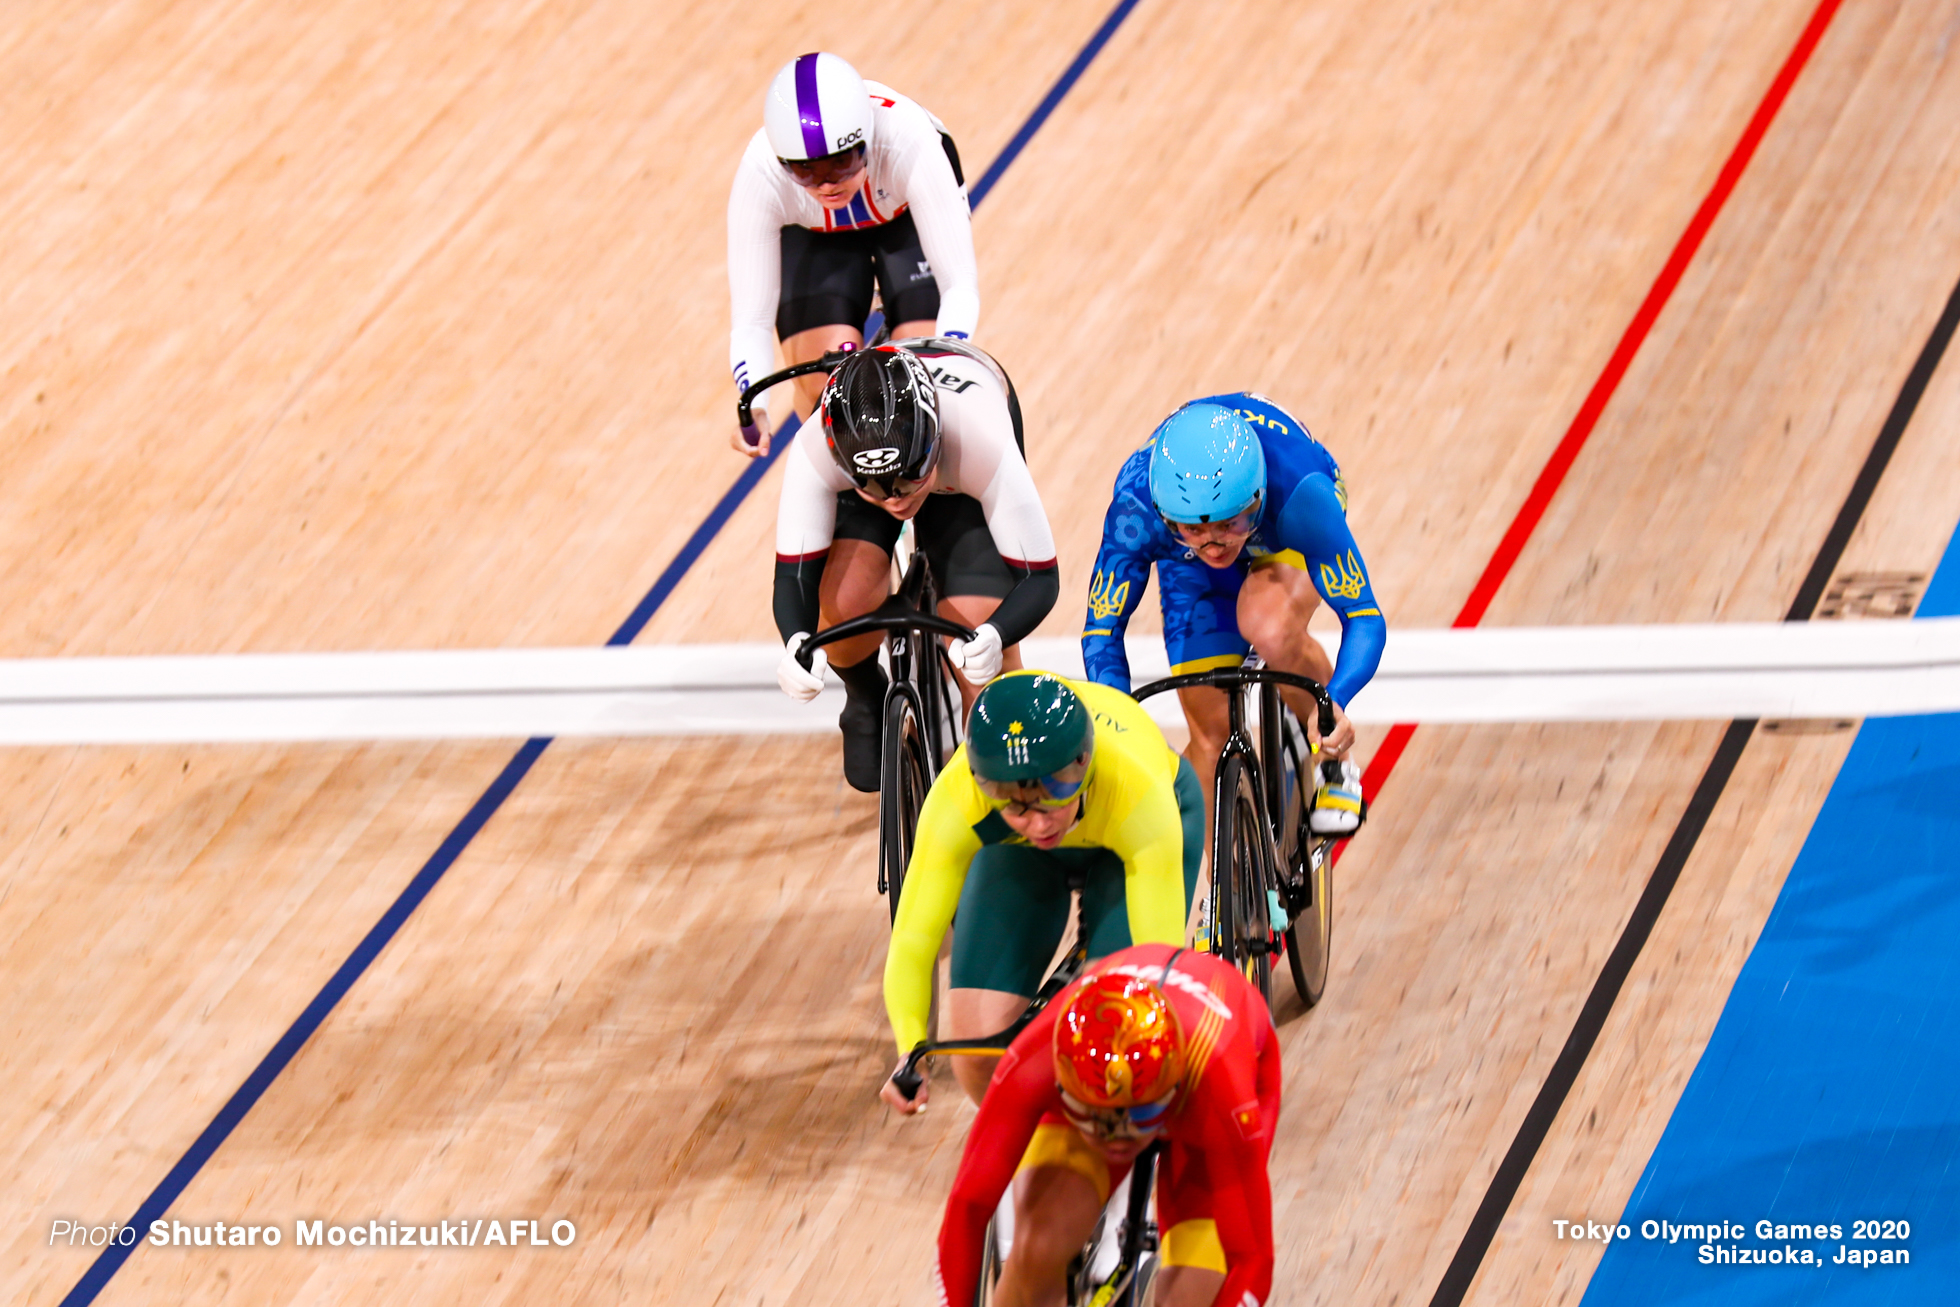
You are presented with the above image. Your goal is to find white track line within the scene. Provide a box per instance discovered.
[0,620,1953,744]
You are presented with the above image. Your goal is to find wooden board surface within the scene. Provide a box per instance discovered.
[6,0,1959,1303]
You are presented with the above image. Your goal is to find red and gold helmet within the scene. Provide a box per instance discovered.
[1053,971,1187,1112]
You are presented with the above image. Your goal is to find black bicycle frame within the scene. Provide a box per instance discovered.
[1133,666,1336,957]
[1134,666,1335,850]
[798,553,973,775]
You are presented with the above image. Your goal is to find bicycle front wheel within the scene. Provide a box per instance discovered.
[1211,754,1275,1010]
[880,690,931,922]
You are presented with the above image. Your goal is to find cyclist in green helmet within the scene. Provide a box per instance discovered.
[878,670,1206,1113]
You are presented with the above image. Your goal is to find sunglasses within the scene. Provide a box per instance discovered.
[782,146,867,188]
[975,757,1089,811]
[856,473,934,502]
[1165,498,1261,544]
[1059,1089,1176,1142]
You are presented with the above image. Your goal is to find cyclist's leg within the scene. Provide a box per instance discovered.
[1237,554,1351,753]
[820,496,904,790]
[817,496,901,666]
[1159,553,1250,799]
[776,224,877,415]
[1150,1142,1229,1307]
[1152,1033,1283,1306]
[998,1126,1113,1305]
[945,843,1075,1104]
[1076,848,1138,961]
[1076,785,1192,955]
[871,210,941,342]
[1174,755,1205,919]
[916,493,1022,712]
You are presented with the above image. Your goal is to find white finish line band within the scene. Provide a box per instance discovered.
[0,620,1955,744]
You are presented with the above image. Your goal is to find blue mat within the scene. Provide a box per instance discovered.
[1583,521,1960,1305]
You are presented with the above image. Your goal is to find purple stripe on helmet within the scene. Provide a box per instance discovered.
[793,53,828,159]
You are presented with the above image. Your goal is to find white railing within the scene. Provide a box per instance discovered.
[0,618,1952,743]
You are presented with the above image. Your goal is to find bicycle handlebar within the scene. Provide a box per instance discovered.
[888,935,1084,1100]
[797,611,977,669]
[888,1034,1001,1101]
[1133,666,1338,739]
[734,347,861,441]
[889,1000,1048,1102]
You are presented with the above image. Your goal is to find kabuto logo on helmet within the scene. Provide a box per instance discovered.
[853,447,901,473]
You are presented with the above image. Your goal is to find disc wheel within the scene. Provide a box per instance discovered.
[879,691,930,922]
[1212,754,1274,1010]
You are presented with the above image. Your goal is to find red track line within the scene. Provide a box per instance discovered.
[1350,0,1847,823]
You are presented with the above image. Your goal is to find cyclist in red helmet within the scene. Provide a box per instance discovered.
[934,942,1281,1307]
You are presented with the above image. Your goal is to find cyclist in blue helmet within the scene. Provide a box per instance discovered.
[1082,396,1385,835]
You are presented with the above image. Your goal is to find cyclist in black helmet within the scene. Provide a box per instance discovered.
[773,340,1059,791]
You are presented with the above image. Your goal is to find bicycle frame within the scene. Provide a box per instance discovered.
[798,553,972,768]
[1134,666,1340,1000]
[1134,665,1335,843]
[799,556,972,907]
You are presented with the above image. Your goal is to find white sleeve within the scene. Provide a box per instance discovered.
[958,399,1054,568]
[977,452,1056,569]
[775,423,853,558]
[728,138,787,395]
[902,138,980,339]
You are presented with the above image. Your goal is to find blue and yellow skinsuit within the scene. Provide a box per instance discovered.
[1082,392,1386,706]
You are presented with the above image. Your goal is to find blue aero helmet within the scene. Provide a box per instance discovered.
[1145,403,1267,524]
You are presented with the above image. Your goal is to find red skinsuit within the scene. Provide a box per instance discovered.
[933,943,1281,1307]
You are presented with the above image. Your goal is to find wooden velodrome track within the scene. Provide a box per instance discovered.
[8,0,1960,1303]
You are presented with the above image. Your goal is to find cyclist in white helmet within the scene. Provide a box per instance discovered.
[728,52,980,455]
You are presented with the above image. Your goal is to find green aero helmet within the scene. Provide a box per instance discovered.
[967,672,1096,806]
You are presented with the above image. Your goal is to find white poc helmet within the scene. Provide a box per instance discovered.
[763,52,874,161]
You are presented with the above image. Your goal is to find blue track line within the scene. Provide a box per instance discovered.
[970,0,1144,208]
[61,4,1144,1301]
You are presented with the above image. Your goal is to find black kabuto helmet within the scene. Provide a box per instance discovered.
[819,345,942,500]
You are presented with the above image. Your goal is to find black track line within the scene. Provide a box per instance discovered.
[1426,269,1960,1307]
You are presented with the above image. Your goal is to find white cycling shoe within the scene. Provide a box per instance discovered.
[1309,759,1365,837]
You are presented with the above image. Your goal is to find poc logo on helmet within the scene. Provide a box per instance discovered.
[834,127,864,152]
[854,447,901,473]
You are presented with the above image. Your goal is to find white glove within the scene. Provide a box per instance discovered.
[948,623,1004,685]
[777,632,828,702]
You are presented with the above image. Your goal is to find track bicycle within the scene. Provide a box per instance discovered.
[1133,664,1346,1011]
[890,871,1160,1307]
[792,566,972,921]
[740,350,973,921]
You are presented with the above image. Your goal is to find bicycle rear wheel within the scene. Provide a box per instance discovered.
[1211,754,1275,1009]
[1284,835,1332,1007]
[1270,709,1333,1008]
[879,689,931,922]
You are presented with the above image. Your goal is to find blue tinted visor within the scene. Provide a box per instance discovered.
[1059,1089,1177,1141]
[975,757,1090,808]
